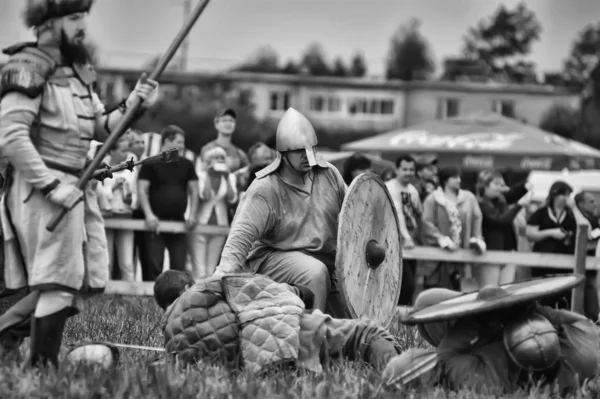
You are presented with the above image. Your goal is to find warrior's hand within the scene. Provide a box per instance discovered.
[45,182,84,210]
[128,73,159,108]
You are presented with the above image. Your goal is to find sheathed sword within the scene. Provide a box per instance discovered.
[46,0,212,232]
[92,148,179,181]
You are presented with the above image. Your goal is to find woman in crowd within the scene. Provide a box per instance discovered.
[474,169,532,287]
[525,181,577,309]
[342,153,372,185]
[421,166,484,291]
[234,142,276,201]
[96,136,138,281]
[513,200,542,281]
[188,147,238,279]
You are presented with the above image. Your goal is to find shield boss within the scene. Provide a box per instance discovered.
[335,172,402,327]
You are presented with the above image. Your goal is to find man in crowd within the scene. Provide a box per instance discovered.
[386,155,422,306]
[233,142,276,197]
[412,155,438,202]
[137,125,198,281]
[0,0,158,367]
[200,108,249,173]
[127,129,146,161]
[213,108,351,318]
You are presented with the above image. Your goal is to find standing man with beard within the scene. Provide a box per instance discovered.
[213,108,352,318]
[0,0,158,368]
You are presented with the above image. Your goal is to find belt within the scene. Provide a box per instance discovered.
[44,160,83,178]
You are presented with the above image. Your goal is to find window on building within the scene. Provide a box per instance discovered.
[269,91,290,111]
[439,98,460,118]
[381,100,394,114]
[349,97,395,115]
[309,96,325,112]
[327,97,341,112]
[492,100,516,118]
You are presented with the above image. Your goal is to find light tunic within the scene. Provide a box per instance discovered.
[0,58,111,292]
[215,160,347,275]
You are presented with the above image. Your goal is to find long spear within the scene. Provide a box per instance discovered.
[46,0,212,232]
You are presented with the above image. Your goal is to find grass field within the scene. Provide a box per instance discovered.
[0,292,596,399]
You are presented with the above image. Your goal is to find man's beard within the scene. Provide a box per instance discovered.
[60,31,93,65]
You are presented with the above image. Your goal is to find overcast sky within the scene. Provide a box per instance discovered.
[0,0,598,76]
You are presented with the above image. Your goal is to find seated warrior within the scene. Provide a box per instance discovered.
[154,270,402,373]
[213,107,351,318]
[385,277,600,395]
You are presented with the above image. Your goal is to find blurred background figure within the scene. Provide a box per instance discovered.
[420,166,482,292]
[234,142,276,200]
[342,152,372,185]
[97,136,137,281]
[386,155,422,305]
[474,169,531,288]
[127,129,146,161]
[188,147,237,279]
[137,125,199,281]
[380,167,397,182]
[413,155,439,202]
[526,181,576,309]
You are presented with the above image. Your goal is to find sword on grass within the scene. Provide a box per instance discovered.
[45,0,212,232]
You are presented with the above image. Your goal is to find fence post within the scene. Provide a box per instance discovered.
[571,224,588,315]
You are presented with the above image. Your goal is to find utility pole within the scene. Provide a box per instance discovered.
[179,0,191,72]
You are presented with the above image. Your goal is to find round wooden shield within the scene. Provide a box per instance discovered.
[404,275,584,325]
[335,172,402,327]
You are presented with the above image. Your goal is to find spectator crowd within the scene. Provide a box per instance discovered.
[89,107,599,323]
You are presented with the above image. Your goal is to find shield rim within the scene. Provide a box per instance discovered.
[335,171,403,327]
[403,275,585,325]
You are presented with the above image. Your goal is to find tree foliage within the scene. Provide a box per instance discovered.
[232,45,281,73]
[385,19,435,81]
[349,52,367,77]
[332,57,348,77]
[562,22,600,87]
[539,103,580,140]
[462,2,542,83]
[299,42,332,76]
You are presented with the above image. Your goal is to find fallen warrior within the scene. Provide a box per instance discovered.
[152,270,403,373]
[386,275,600,394]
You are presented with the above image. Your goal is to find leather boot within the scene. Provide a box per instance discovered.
[29,307,77,368]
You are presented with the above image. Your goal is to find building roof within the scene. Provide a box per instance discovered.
[98,68,579,96]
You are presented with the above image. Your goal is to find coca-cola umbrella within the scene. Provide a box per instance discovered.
[341,111,600,171]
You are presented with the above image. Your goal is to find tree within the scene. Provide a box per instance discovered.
[385,19,435,81]
[539,103,580,141]
[562,22,600,87]
[332,57,348,77]
[462,2,542,83]
[349,52,367,77]
[299,42,332,76]
[281,60,300,75]
[233,45,281,73]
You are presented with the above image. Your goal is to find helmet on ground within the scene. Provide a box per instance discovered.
[64,341,119,369]
[276,108,318,167]
[503,312,560,371]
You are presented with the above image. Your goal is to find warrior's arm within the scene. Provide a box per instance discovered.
[0,92,57,190]
[90,93,145,142]
[214,193,275,275]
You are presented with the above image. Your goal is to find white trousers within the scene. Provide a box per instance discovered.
[187,233,227,280]
[105,229,135,281]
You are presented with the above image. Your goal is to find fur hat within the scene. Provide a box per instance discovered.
[23,0,95,28]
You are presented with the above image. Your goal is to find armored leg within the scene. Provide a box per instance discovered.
[29,290,78,368]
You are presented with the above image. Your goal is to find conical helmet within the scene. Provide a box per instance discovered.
[276,108,318,166]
